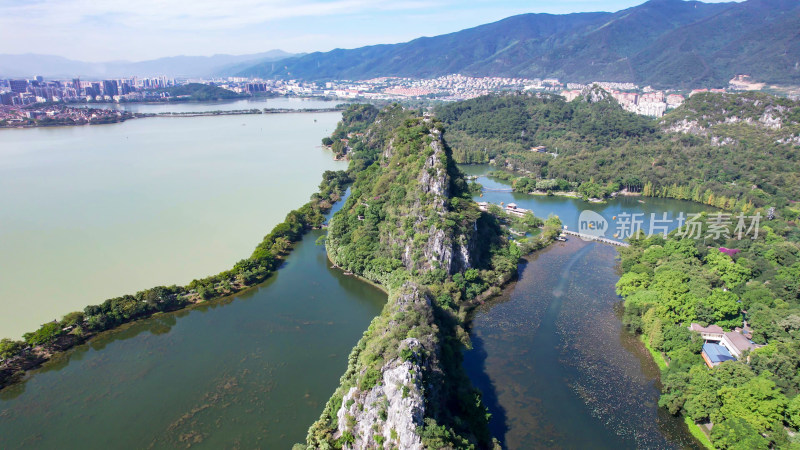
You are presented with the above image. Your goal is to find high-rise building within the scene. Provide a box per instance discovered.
[0,92,14,105]
[72,78,82,95]
[102,79,119,96]
[9,79,28,93]
[89,82,102,97]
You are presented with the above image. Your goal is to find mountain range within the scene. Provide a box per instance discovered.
[0,50,298,79]
[237,0,800,88]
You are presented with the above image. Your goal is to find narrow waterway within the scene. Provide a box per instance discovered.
[464,239,701,449]
[0,208,387,448]
[461,165,710,449]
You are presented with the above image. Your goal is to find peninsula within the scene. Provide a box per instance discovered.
[303,105,560,447]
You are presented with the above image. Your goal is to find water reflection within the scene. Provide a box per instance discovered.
[0,229,386,449]
[464,239,702,449]
[460,164,713,241]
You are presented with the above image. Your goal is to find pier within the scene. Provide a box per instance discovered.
[560,230,630,247]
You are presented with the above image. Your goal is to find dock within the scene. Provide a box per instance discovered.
[560,230,630,247]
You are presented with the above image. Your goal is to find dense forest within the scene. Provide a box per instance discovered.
[617,217,800,449]
[438,88,800,448]
[305,104,561,448]
[436,90,800,223]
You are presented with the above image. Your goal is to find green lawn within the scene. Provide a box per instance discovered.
[684,415,716,450]
[639,334,668,372]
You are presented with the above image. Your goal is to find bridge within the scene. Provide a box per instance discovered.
[560,230,630,247]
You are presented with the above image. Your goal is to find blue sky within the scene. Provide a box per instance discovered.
[0,0,740,62]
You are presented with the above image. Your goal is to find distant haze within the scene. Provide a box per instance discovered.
[237,0,798,89]
[0,0,742,63]
[0,51,297,79]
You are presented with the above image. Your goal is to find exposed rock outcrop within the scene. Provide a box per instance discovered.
[335,338,427,449]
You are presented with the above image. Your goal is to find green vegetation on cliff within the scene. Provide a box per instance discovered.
[305,105,560,449]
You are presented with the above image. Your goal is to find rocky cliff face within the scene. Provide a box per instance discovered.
[406,135,473,275]
[308,106,496,449]
[326,113,477,283]
[660,92,800,139]
[580,84,616,104]
[333,285,435,449]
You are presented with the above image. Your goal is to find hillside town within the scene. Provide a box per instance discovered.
[0,72,763,118]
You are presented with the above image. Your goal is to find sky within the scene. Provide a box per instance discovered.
[0,0,741,62]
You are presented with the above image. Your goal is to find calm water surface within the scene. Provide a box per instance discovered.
[81,97,340,114]
[459,164,711,239]
[460,165,710,449]
[0,226,386,449]
[464,240,702,449]
[0,110,344,339]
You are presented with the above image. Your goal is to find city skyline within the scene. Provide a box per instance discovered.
[1,0,742,62]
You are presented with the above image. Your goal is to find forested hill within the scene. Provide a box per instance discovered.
[158,83,243,101]
[435,90,800,231]
[304,105,561,448]
[239,0,800,88]
[617,217,800,449]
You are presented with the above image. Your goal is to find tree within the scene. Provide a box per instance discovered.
[705,250,751,289]
[23,322,64,346]
[717,373,788,434]
[271,236,292,255]
[616,272,650,297]
[0,338,25,360]
[61,311,85,327]
[710,418,770,450]
[704,289,742,329]
[788,394,800,429]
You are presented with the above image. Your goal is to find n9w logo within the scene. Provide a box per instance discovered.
[578,210,608,241]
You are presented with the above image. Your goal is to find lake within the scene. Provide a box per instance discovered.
[0,224,387,448]
[0,109,344,339]
[459,164,712,241]
[0,152,718,448]
[461,166,711,448]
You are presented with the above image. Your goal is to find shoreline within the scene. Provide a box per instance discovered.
[640,330,716,449]
[0,170,350,391]
[3,277,270,391]
[327,255,389,295]
[0,107,344,130]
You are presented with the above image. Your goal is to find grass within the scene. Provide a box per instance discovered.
[684,415,716,450]
[639,335,715,450]
[639,334,668,372]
